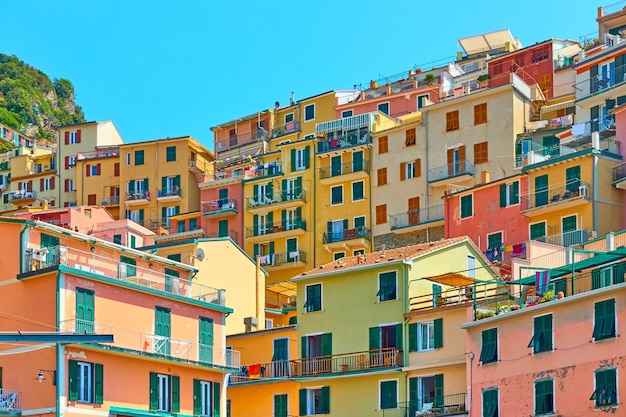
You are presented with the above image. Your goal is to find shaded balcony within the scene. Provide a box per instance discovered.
[215,129,270,153]
[77,149,120,159]
[315,113,374,149]
[272,121,301,139]
[246,220,307,242]
[265,289,296,310]
[24,245,226,306]
[409,280,506,312]
[0,161,10,170]
[60,319,240,369]
[574,56,626,101]
[0,389,20,412]
[520,180,591,215]
[316,132,371,154]
[202,198,238,218]
[318,160,369,185]
[245,162,283,181]
[256,250,306,270]
[246,190,305,213]
[389,394,468,417]
[428,161,474,186]
[9,190,36,205]
[206,229,239,242]
[229,347,401,383]
[534,229,591,247]
[612,162,626,189]
[322,227,371,250]
[389,205,444,232]
[125,191,150,206]
[101,195,120,206]
[157,187,182,202]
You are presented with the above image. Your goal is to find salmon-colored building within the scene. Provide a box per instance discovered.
[0,218,238,416]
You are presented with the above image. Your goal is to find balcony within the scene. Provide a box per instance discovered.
[256,250,306,270]
[0,388,20,412]
[272,121,301,139]
[245,162,283,181]
[125,191,150,207]
[77,149,120,159]
[389,205,444,232]
[316,132,372,154]
[265,289,296,310]
[202,198,238,218]
[59,319,239,369]
[9,190,36,205]
[189,158,212,177]
[316,113,373,138]
[318,161,369,185]
[409,281,506,312]
[612,162,626,189]
[157,187,182,202]
[229,347,401,383]
[215,129,269,153]
[322,227,371,250]
[535,229,591,247]
[520,181,591,216]
[246,190,306,213]
[575,54,626,101]
[24,245,226,306]
[206,229,239,242]
[428,160,474,187]
[246,220,307,242]
[101,195,121,206]
[389,394,468,417]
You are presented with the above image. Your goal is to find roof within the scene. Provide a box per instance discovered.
[458,29,518,56]
[293,236,471,281]
[428,272,475,287]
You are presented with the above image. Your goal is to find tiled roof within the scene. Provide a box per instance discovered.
[294,236,470,280]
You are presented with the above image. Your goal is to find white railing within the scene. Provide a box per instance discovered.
[0,389,20,412]
[316,113,372,135]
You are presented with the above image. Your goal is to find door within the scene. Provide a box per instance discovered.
[155,307,171,355]
[218,220,228,237]
[272,338,289,377]
[562,215,578,246]
[331,155,342,177]
[332,220,345,242]
[535,175,549,207]
[352,151,364,172]
[565,166,581,192]
[218,188,228,205]
[199,317,214,364]
[76,288,94,333]
[408,197,420,225]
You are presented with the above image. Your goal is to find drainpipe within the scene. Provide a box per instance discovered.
[255,255,261,323]
[592,153,599,234]
[423,111,430,212]
[56,270,64,417]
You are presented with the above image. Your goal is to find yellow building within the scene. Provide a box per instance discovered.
[7,147,57,210]
[118,136,213,232]
[75,146,122,218]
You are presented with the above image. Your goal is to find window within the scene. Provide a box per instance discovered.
[76,288,94,333]
[265,318,274,329]
[193,379,219,417]
[409,319,443,352]
[274,393,288,417]
[113,234,122,245]
[474,103,487,125]
[499,181,519,207]
[199,317,214,363]
[446,110,459,131]
[68,360,103,404]
[352,181,364,201]
[126,153,131,165]
[41,177,53,191]
[333,252,345,260]
[482,388,499,417]
[590,368,617,407]
[377,168,388,186]
[69,156,77,166]
[593,299,616,340]
[535,379,554,415]
[177,220,186,233]
[354,216,366,230]
[341,110,353,117]
[114,162,120,177]
[293,147,308,171]
[304,283,321,312]
[378,271,397,302]
[376,204,387,225]
[304,104,315,121]
[380,380,398,410]
[378,102,389,115]
[154,307,171,355]
[417,93,430,109]
[161,175,181,196]
[163,206,180,227]
[353,249,365,256]
[528,314,553,353]
[284,113,294,124]
[480,328,498,364]
[3,194,8,204]
[69,131,78,144]
[166,146,176,162]
[405,128,416,146]
[284,208,301,230]
[189,218,197,230]
[474,142,488,164]
[539,74,551,92]
[135,150,144,166]
[530,222,546,240]
[330,185,343,205]
[460,195,473,218]
[379,136,388,154]
[254,213,271,236]
[299,387,330,415]
[401,159,420,180]
[86,164,101,177]
[149,372,180,413]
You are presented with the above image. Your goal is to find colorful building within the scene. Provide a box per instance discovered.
[75,146,122,219]
[6,147,57,210]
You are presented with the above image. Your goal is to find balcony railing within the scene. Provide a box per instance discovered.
[206,230,239,241]
[245,220,306,238]
[0,161,9,170]
[158,187,182,199]
[246,190,305,208]
[126,191,149,201]
[409,281,507,312]
[77,149,120,159]
[215,129,269,152]
[316,132,371,153]
[318,161,369,180]
[255,250,306,267]
[60,319,239,369]
[575,56,626,99]
[389,205,444,230]
[0,388,20,412]
[520,180,591,211]
[389,394,468,417]
[515,135,620,168]
[229,347,401,383]
[323,227,370,244]
[210,169,256,183]
[613,162,626,183]
[26,246,226,305]
[101,196,121,206]
[265,289,296,309]
[202,198,238,214]
[428,160,474,183]
[246,163,283,180]
[534,229,590,247]
[272,121,301,139]
[316,113,372,135]
[10,190,36,201]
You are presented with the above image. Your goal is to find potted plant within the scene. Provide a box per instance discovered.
[423,73,437,85]
[477,74,491,87]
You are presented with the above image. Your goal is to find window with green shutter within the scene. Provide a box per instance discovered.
[166,146,176,162]
[460,194,473,218]
[120,255,136,278]
[530,222,546,240]
[565,165,581,191]
[193,379,215,416]
[331,185,343,205]
[130,235,136,248]
[135,150,144,166]
[274,393,288,417]
[218,220,228,237]
[352,180,364,201]
[377,271,397,301]
[593,299,616,340]
[113,234,122,244]
[480,328,498,364]
[535,175,549,207]
[535,379,554,415]
[482,388,499,417]
[299,387,329,415]
[41,233,60,248]
[68,360,103,404]
[189,218,197,230]
[499,181,519,207]
[155,307,171,355]
[380,380,398,409]
[528,314,552,353]
[590,368,617,406]
[177,220,186,233]
[76,288,94,333]
[167,254,181,262]
[199,316,214,363]
[304,284,322,312]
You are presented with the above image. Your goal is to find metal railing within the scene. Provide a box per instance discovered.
[390,394,468,417]
[520,180,591,211]
[515,135,620,168]
[317,132,371,153]
[316,113,372,135]
[428,160,474,182]
[60,319,239,369]
[322,227,370,244]
[535,229,591,247]
[246,190,305,208]
[157,187,182,198]
[409,282,506,312]
[229,347,401,383]
[255,250,306,267]
[613,162,626,183]
[245,220,306,238]
[77,149,120,159]
[215,129,269,152]
[101,195,121,206]
[10,190,36,201]
[126,191,149,201]
[26,245,226,305]
[206,229,239,241]
[246,163,283,179]
[318,160,369,179]
[202,198,238,214]
[265,289,296,309]
[210,169,256,183]
[389,205,444,230]
[0,388,20,412]
[574,60,626,99]
[272,121,301,139]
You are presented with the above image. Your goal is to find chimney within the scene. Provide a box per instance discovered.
[607,232,615,251]
[290,92,295,106]
[481,171,490,184]
[592,131,600,149]
[243,317,258,333]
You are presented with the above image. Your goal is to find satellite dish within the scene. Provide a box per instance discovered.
[196,248,205,262]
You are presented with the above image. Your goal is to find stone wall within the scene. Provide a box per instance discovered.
[373,225,444,251]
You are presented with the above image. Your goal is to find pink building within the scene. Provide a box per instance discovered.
[462,245,626,416]
[199,175,243,246]
[610,104,626,227]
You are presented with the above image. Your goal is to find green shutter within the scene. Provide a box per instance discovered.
[253,184,258,200]
[301,336,307,358]
[299,389,307,416]
[511,181,520,204]
[380,380,397,409]
[139,209,144,224]
[408,323,417,352]
[304,146,310,169]
[343,219,348,230]
[565,166,581,191]
[199,317,214,363]
[395,323,403,351]
[218,219,228,237]
[174,175,181,188]
[144,178,149,192]
[95,363,104,404]
[162,207,167,223]
[614,262,626,283]
[172,375,180,412]
[434,318,443,348]
[269,241,275,255]
[291,149,296,172]
[296,207,302,222]
[282,179,288,200]
[321,386,330,414]
[409,377,418,417]
[68,359,78,401]
[161,176,167,193]
[591,105,600,132]
[321,333,332,356]
[128,180,135,193]
[267,182,273,198]
[530,222,546,240]
[193,379,202,415]
[592,269,601,289]
[282,210,287,228]
[535,175,549,207]
[213,381,221,417]
[369,326,380,350]
[590,64,598,92]
[253,215,259,236]
[499,184,507,207]
[149,372,158,410]
[275,394,288,417]
[253,244,259,257]
[434,374,444,407]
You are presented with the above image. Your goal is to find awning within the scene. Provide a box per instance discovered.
[266,280,296,297]
[540,100,576,114]
[458,29,517,56]
[428,272,475,287]
[555,44,582,58]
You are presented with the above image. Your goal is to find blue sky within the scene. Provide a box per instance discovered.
[2,0,601,151]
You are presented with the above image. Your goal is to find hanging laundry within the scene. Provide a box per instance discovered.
[505,245,514,253]
[535,270,549,295]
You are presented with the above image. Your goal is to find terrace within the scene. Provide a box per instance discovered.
[389,205,444,231]
[322,226,371,246]
[215,129,270,153]
[245,220,307,241]
[255,250,307,269]
[202,198,238,218]
[246,189,305,212]
[315,113,374,154]
[428,161,474,186]
[386,394,468,417]
[520,180,591,215]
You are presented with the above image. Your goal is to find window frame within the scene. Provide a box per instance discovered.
[446,110,460,132]
[591,368,618,407]
[304,104,315,122]
[77,361,94,403]
[474,103,487,125]
[593,298,616,341]
[294,148,307,171]
[417,321,435,351]
[352,180,364,201]
[304,283,322,313]
[377,271,398,302]
[482,387,499,417]
[528,314,553,354]
[333,252,345,261]
[479,328,498,364]
[135,150,145,166]
[500,181,520,207]
[330,185,344,206]
[534,378,554,416]
[460,194,473,219]
[166,146,176,162]
[377,102,390,115]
